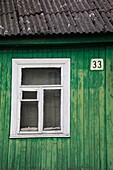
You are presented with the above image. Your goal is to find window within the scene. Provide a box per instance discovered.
[10,59,70,138]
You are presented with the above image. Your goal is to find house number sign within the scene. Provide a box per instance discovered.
[90,58,104,70]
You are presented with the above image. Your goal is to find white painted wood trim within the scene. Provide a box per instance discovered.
[10,58,70,138]
[12,58,70,65]
[10,133,70,138]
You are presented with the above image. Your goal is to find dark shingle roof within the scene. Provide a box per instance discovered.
[0,0,113,36]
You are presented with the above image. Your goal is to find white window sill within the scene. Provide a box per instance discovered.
[9,133,70,138]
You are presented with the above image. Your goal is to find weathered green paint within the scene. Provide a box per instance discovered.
[106,45,113,170]
[0,42,113,170]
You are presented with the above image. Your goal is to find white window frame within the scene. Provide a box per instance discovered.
[10,58,70,138]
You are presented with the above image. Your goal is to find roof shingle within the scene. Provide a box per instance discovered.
[0,0,113,36]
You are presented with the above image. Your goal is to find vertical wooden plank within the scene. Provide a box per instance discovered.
[88,46,96,169]
[1,50,9,170]
[41,138,47,170]
[36,139,42,170]
[51,138,58,170]
[8,139,16,169]
[0,50,3,170]
[19,139,26,170]
[61,139,66,170]
[70,47,78,169]
[83,46,90,169]
[57,138,62,170]
[3,50,12,170]
[14,140,21,170]
[98,45,107,170]
[25,139,31,170]
[67,139,71,169]
[46,139,52,170]
[77,47,84,169]
[106,45,113,169]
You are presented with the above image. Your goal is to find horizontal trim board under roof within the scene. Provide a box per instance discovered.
[0,33,113,46]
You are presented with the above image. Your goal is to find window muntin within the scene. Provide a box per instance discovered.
[10,59,70,138]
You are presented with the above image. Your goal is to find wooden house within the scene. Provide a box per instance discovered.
[0,0,113,169]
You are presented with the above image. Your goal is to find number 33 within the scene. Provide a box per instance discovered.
[93,60,102,68]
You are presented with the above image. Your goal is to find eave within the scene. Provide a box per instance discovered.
[0,33,113,47]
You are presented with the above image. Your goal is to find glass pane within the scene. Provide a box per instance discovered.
[21,68,61,85]
[22,91,37,99]
[20,101,38,131]
[43,89,61,130]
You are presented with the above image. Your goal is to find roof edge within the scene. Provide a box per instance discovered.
[0,33,113,46]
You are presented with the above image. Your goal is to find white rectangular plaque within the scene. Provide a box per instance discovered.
[90,58,104,70]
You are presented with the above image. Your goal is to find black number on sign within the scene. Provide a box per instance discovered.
[93,61,96,68]
[98,60,101,68]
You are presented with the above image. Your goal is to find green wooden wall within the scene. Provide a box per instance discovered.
[0,43,113,170]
